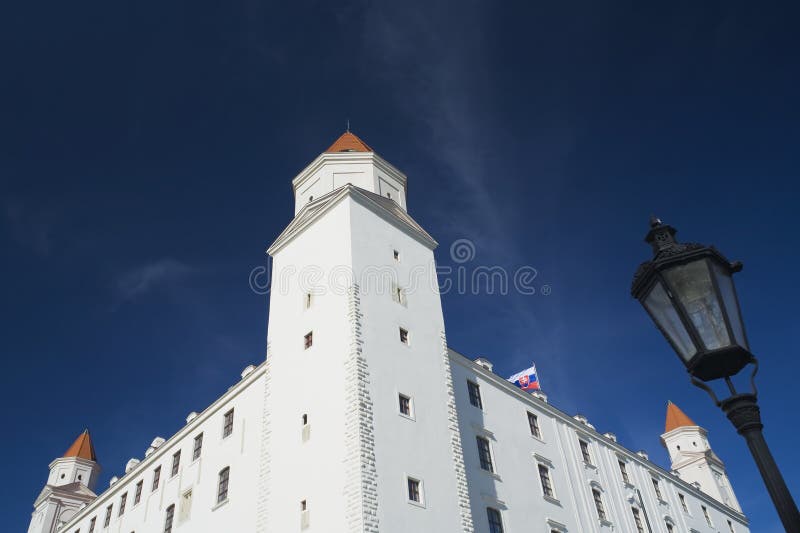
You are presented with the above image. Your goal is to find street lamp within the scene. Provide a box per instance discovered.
[631,216,800,532]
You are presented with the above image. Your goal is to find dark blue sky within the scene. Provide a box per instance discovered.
[2,1,798,530]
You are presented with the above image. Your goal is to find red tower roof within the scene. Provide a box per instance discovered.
[63,429,97,461]
[325,131,373,153]
[664,401,698,433]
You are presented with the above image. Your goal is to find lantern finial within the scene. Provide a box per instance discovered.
[644,216,679,255]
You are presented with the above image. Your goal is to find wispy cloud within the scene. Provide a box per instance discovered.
[114,258,194,304]
[2,200,56,256]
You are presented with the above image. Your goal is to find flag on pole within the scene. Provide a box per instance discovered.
[507,364,540,392]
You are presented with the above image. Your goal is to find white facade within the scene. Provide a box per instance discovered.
[31,132,749,533]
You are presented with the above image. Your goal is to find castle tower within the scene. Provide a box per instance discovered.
[260,132,473,532]
[28,430,101,533]
[660,402,741,511]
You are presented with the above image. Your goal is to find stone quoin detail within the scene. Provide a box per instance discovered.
[342,284,380,533]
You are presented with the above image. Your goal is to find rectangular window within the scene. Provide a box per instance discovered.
[300,499,309,529]
[305,292,312,309]
[476,436,494,473]
[304,331,313,349]
[193,433,203,461]
[528,412,541,438]
[487,507,504,533]
[134,480,143,505]
[579,439,592,464]
[164,504,175,533]
[398,394,411,416]
[728,519,735,532]
[665,522,674,533]
[88,517,96,533]
[652,478,663,500]
[702,505,712,526]
[171,450,181,477]
[407,477,421,503]
[592,488,607,521]
[152,466,161,491]
[103,505,112,527]
[393,249,400,261]
[118,493,127,516]
[223,409,234,438]
[632,507,644,533]
[467,381,482,409]
[399,327,409,345]
[538,464,554,498]
[217,467,230,503]
[679,493,688,512]
[619,460,630,484]
[302,413,308,426]
[393,285,406,305]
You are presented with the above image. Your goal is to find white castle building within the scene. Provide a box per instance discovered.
[29,132,749,533]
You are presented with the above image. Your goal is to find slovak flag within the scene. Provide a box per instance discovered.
[507,364,540,392]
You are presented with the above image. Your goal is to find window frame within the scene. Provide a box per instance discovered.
[652,477,663,501]
[134,480,143,505]
[118,492,127,516]
[152,466,161,491]
[406,476,424,506]
[618,459,631,485]
[223,408,234,438]
[164,504,175,533]
[103,505,112,528]
[538,464,555,499]
[579,439,593,465]
[398,393,413,419]
[486,507,504,533]
[170,450,181,478]
[631,507,645,533]
[467,380,483,409]
[527,411,541,438]
[476,435,495,473]
[592,487,607,522]
[399,327,409,345]
[192,433,203,461]
[217,466,230,504]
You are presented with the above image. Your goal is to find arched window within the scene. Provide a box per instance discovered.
[217,467,230,504]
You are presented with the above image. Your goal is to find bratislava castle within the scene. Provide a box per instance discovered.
[29,132,749,533]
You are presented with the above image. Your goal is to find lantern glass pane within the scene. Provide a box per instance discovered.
[664,260,730,351]
[643,281,697,361]
[711,261,748,349]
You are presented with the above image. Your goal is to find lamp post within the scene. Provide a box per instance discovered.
[631,216,800,532]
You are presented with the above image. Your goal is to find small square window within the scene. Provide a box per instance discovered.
[399,328,409,345]
[393,250,400,261]
[398,394,412,417]
[304,331,313,349]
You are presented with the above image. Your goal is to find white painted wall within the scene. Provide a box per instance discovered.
[449,350,749,533]
[55,365,266,533]
[291,153,407,215]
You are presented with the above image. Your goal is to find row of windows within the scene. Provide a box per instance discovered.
[77,409,235,532]
[303,326,410,351]
[467,378,735,531]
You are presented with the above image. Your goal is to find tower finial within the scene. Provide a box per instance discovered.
[346,118,350,133]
